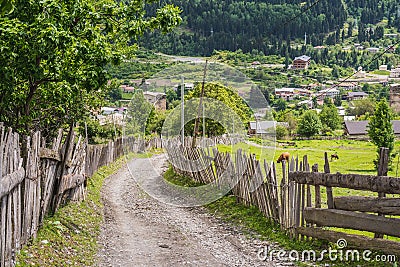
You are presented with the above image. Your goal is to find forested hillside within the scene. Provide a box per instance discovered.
[140,0,400,56]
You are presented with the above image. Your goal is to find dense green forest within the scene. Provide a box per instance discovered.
[140,0,400,56]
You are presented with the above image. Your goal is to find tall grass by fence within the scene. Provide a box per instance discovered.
[165,140,400,256]
[0,125,162,267]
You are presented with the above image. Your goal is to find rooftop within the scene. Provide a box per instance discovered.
[294,55,311,62]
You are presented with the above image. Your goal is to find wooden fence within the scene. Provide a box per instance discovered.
[0,125,158,266]
[165,142,400,256]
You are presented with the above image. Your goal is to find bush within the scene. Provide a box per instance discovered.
[276,125,289,140]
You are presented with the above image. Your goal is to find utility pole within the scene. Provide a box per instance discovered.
[304,32,307,46]
[192,60,208,148]
[181,76,185,146]
[202,102,205,140]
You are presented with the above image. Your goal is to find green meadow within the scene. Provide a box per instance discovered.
[217,139,400,177]
[216,139,400,243]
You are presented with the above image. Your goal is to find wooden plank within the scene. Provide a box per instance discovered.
[39,147,61,161]
[376,147,389,239]
[324,152,334,209]
[1,196,7,267]
[312,164,321,208]
[58,174,85,194]
[297,227,400,256]
[289,172,400,194]
[334,196,400,215]
[304,208,400,238]
[0,168,25,199]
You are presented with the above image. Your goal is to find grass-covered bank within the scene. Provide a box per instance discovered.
[15,152,151,267]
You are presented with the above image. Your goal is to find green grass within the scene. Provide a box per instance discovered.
[163,166,204,187]
[371,70,390,75]
[217,139,400,177]
[121,92,134,100]
[15,152,150,267]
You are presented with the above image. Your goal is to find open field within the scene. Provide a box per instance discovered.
[217,139,400,243]
[217,139,400,177]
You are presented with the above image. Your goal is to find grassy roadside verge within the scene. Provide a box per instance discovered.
[164,165,397,267]
[15,152,151,267]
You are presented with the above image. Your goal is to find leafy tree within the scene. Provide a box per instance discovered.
[0,0,13,15]
[106,80,122,103]
[297,110,322,137]
[283,111,297,136]
[185,82,252,136]
[0,0,181,136]
[350,98,376,117]
[166,88,178,108]
[367,99,395,166]
[334,95,342,107]
[125,90,153,137]
[146,108,167,136]
[312,96,318,108]
[331,65,340,78]
[275,98,287,112]
[276,125,288,140]
[319,104,342,131]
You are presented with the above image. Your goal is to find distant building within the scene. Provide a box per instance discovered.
[120,85,135,93]
[354,66,366,78]
[367,47,380,53]
[143,91,167,111]
[337,106,346,116]
[317,88,340,100]
[379,65,388,71]
[251,61,261,68]
[390,84,400,113]
[384,33,398,38]
[390,68,400,78]
[173,83,194,91]
[344,120,400,137]
[297,99,313,108]
[292,55,311,70]
[275,88,295,101]
[275,87,312,101]
[338,82,358,91]
[347,92,368,101]
[248,121,276,136]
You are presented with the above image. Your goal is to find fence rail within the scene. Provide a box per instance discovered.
[165,141,400,256]
[0,125,156,266]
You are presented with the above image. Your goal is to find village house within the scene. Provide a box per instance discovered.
[337,81,358,91]
[354,66,366,78]
[344,120,400,138]
[120,84,135,93]
[379,65,388,71]
[316,88,340,100]
[390,67,400,78]
[367,47,380,53]
[173,83,194,91]
[248,121,276,136]
[143,91,167,111]
[390,84,400,113]
[291,55,311,70]
[347,91,368,101]
[275,87,312,101]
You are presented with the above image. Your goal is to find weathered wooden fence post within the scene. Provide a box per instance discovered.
[324,152,334,209]
[375,147,389,239]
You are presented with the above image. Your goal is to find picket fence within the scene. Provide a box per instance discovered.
[164,140,400,256]
[0,125,161,267]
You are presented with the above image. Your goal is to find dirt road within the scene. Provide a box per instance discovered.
[97,154,285,267]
